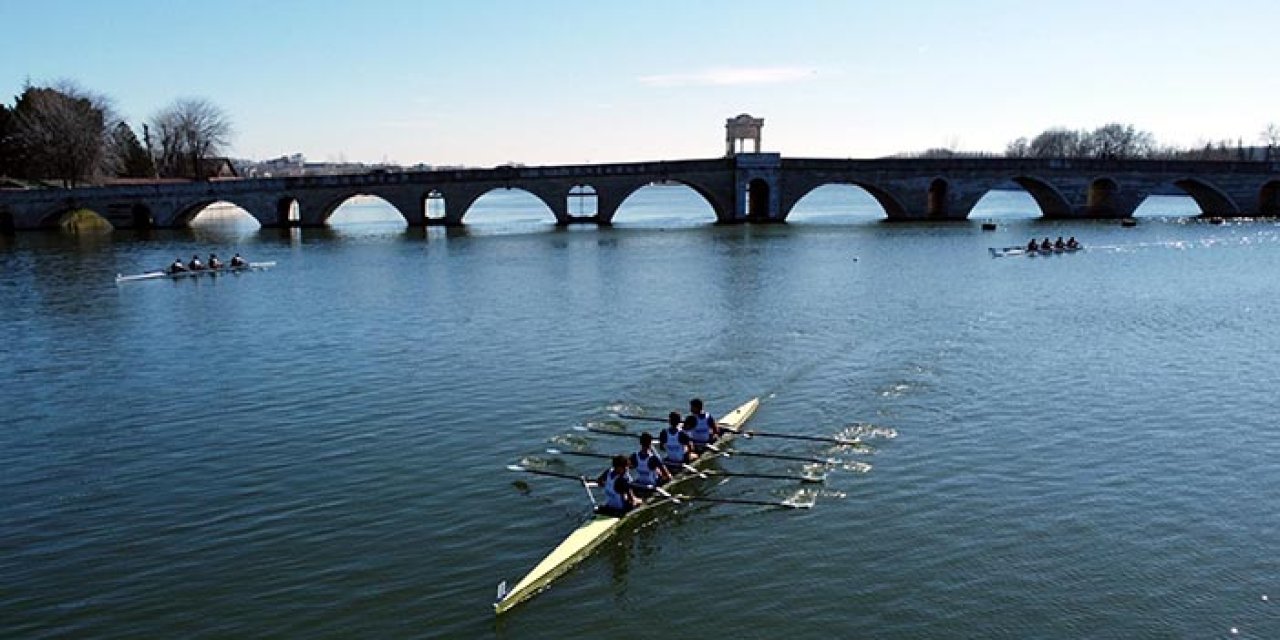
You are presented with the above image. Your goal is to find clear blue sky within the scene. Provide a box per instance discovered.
[2,0,1276,166]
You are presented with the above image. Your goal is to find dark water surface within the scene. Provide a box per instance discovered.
[3,193,1279,638]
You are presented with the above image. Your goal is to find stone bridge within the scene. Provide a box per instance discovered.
[2,155,1279,231]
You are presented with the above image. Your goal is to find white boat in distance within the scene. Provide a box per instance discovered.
[116,262,276,283]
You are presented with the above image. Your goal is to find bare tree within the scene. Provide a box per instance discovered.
[1260,124,1280,160]
[1004,137,1030,158]
[1088,123,1155,159]
[150,98,233,179]
[1028,128,1083,158]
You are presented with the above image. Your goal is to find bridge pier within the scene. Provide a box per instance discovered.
[734,153,782,222]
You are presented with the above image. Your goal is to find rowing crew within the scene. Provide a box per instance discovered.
[595,398,720,516]
[1025,236,1081,252]
[167,253,249,274]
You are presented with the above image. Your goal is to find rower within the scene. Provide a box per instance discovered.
[629,432,671,496]
[686,398,719,452]
[188,254,204,271]
[230,253,247,268]
[1067,236,1080,249]
[660,411,696,466]
[1054,236,1065,249]
[1026,238,1038,251]
[169,258,187,274]
[208,253,223,270]
[1040,237,1052,251]
[595,455,638,516]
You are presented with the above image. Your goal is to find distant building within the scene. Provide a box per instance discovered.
[240,153,433,178]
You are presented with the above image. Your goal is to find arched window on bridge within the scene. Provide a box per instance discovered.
[568,185,598,217]
[277,197,300,226]
[747,178,770,221]
[131,204,154,229]
[426,190,446,220]
[927,179,949,217]
[1086,178,1119,215]
[1262,181,1280,216]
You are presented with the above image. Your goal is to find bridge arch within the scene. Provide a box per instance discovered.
[1259,180,1280,216]
[786,184,894,222]
[609,179,726,224]
[1010,176,1073,218]
[174,199,259,228]
[783,181,908,220]
[1169,178,1239,217]
[38,206,109,230]
[321,193,412,226]
[314,192,410,225]
[458,186,558,225]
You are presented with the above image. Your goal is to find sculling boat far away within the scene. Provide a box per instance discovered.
[988,246,1082,258]
[115,262,277,283]
[494,397,763,614]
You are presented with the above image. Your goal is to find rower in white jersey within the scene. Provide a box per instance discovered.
[595,455,639,517]
[629,432,671,496]
[685,397,719,452]
[659,411,697,465]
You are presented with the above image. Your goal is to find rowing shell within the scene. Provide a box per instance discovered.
[493,397,760,615]
[988,246,1082,258]
[115,262,277,283]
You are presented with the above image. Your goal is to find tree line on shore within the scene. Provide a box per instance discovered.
[908,122,1280,161]
[0,80,232,187]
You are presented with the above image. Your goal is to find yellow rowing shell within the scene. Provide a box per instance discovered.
[494,397,760,614]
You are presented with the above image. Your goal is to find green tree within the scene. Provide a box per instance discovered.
[0,103,15,177]
[110,121,155,178]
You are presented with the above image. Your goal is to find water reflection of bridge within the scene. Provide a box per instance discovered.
[2,155,1278,231]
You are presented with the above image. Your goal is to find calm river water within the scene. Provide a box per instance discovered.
[3,187,1278,638]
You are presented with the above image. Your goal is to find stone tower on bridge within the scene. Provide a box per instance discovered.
[725,114,764,157]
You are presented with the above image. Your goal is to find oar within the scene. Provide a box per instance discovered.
[712,469,826,484]
[575,425,640,438]
[616,414,860,446]
[545,450,823,483]
[546,448,611,461]
[669,494,813,509]
[705,444,837,466]
[507,464,596,485]
[576,428,837,465]
[720,425,861,446]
